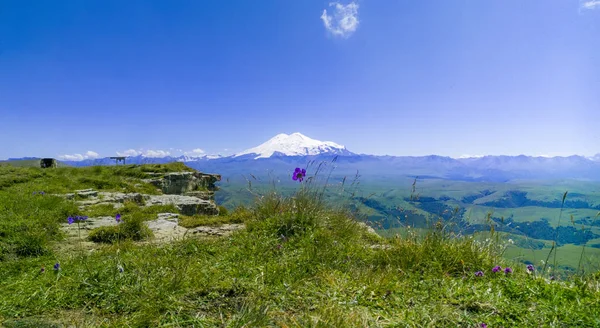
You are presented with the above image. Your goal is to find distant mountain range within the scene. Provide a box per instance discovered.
[6,133,600,182]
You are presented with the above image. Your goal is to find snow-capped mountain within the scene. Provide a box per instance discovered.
[233,132,354,159]
[7,132,599,181]
[588,154,600,162]
[174,154,223,162]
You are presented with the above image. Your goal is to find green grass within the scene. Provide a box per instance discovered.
[178,209,248,228]
[1,163,600,326]
[88,216,153,243]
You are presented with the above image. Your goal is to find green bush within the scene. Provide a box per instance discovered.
[88,216,153,243]
[14,232,49,257]
[218,205,229,216]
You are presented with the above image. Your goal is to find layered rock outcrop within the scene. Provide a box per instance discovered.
[143,172,221,195]
[62,170,222,216]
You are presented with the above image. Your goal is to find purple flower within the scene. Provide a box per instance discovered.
[40,266,45,273]
[475,271,484,277]
[68,216,88,224]
[53,263,60,271]
[118,265,124,273]
[527,264,535,272]
[40,191,45,195]
[292,168,306,182]
[504,267,513,274]
[492,265,502,273]
[115,214,121,223]
[480,324,488,328]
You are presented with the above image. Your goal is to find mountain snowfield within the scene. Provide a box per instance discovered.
[233,132,353,159]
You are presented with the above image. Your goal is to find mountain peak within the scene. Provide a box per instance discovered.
[234,133,352,159]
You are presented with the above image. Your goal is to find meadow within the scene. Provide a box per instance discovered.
[214,165,600,274]
[0,162,599,327]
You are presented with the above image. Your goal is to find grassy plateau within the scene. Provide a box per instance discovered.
[0,162,599,327]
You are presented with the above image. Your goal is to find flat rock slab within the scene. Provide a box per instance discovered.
[70,191,218,216]
[189,224,244,237]
[59,214,244,248]
[75,192,145,208]
[157,212,179,221]
[75,189,99,198]
[61,216,118,238]
[145,195,218,216]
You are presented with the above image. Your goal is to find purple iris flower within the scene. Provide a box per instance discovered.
[116,214,121,223]
[292,168,306,182]
[492,265,502,273]
[527,264,535,272]
[475,271,484,277]
[68,216,88,224]
[504,267,513,274]
[53,263,60,271]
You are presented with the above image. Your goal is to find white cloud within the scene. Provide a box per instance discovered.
[581,0,600,9]
[142,149,170,158]
[116,149,141,157]
[116,149,170,157]
[184,148,205,156]
[58,150,100,161]
[320,2,360,38]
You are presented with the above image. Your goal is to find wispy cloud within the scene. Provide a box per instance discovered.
[184,148,205,156]
[320,2,360,38]
[116,149,140,157]
[581,0,600,9]
[58,150,99,161]
[144,150,171,157]
[116,149,171,157]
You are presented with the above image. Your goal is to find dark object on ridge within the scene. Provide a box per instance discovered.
[40,158,57,168]
[110,156,127,165]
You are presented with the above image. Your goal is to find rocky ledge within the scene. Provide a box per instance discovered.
[66,188,219,216]
[143,171,221,194]
[57,169,238,247]
[61,212,244,247]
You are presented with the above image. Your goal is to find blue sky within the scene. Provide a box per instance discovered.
[1,0,598,160]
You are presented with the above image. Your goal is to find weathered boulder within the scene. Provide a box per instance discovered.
[146,218,189,241]
[145,195,219,216]
[143,171,221,195]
